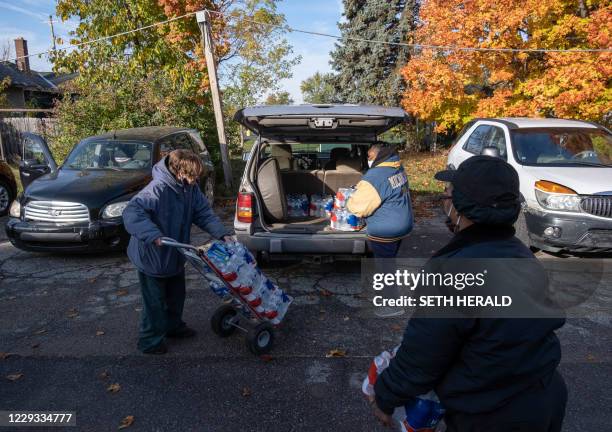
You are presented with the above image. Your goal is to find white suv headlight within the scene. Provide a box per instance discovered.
[534,181,581,212]
[102,201,129,219]
[9,200,21,218]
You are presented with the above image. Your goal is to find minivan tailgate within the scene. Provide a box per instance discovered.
[234,104,407,140]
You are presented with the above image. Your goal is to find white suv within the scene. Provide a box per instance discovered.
[446,118,612,253]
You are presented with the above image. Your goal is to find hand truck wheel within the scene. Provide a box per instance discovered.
[211,304,238,337]
[246,322,275,355]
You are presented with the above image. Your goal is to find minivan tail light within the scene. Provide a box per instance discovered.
[237,192,254,223]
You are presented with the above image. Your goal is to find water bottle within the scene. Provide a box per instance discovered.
[324,198,334,217]
[400,391,445,432]
[271,292,293,324]
[208,280,229,298]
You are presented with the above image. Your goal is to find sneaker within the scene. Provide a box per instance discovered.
[374,307,406,318]
[167,327,197,339]
[142,342,168,355]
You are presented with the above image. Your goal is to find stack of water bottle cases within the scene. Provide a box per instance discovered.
[362,346,445,432]
[203,241,293,325]
[286,187,365,231]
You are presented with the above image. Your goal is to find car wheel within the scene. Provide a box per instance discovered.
[204,176,215,204]
[0,180,14,216]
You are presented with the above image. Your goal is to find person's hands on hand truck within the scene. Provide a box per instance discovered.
[367,395,393,428]
[154,238,163,247]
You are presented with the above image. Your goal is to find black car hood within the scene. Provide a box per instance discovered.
[24,169,150,209]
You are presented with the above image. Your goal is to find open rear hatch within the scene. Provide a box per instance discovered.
[234,104,408,142]
[235,104,408,234]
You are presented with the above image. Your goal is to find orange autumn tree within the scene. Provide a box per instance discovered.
[401,0,612,132]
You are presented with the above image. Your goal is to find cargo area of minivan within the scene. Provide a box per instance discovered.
[251,142,368,234]
[233,104,408,255]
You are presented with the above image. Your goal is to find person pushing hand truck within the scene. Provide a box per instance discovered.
[123,149,235,354]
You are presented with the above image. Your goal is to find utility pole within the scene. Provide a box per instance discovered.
[196,10,233,190]
[49,16,57,51]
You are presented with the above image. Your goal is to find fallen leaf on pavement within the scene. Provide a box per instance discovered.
[34,329,46,335]
[107,383,121,393]
[66,308,79,318]
[326,349,347,358]
[0,352,12,360]
[116,289,128,296]
[88,277,98,284]
[259,354,273,362]
[586,354,597,362]
[99,371,110,380]
[319,289,333,297]
[96,330,105,336]
[118,416,134,429]
[6,373,23,381]
[241,386,252,397]
[390,324,402,332]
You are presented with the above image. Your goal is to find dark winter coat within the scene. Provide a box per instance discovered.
[123,157,229,277]
[374,224,565,415]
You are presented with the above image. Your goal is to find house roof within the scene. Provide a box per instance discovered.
[0,62,59,92]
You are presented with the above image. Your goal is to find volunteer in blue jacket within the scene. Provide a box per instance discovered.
[347,144,413,258]
[123,149,233,354]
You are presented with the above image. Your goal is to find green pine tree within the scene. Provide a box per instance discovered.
[330,0,418,106]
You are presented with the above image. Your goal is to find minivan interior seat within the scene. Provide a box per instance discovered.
[270,144,294,170]
[324,147,351,170]
[323,156,363,193]
[256,157,288,222]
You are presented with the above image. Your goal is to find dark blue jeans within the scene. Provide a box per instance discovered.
[137,271,186,352]
[368,239,403,258]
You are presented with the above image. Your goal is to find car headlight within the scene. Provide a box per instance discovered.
[534,180,582,212]
[102,201,129,219]
[9,200,21,218]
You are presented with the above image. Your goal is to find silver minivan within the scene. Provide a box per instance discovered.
[232,104,408,261]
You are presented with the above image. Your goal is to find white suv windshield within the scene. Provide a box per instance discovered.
[512,128,612,167]
[65,140,152,170]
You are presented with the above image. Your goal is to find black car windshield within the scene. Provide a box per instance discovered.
[512,128,612,167]
[64,140,153,170]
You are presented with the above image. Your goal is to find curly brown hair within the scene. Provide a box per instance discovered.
[167,149,203,181]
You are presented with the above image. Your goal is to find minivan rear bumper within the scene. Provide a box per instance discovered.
[236,230,369,255]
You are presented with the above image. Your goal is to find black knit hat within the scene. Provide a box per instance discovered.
[435,155,521,225]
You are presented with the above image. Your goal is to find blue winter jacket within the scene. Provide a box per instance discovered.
[123,157,229,277]
[347,154,413,241]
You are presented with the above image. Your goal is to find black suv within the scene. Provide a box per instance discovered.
[6,127,215,252]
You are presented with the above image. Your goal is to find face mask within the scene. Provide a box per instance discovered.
[444,205,462,234]
[367,160,374,168]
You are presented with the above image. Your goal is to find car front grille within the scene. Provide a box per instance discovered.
[581,196,612,219]
[24,201,90,224]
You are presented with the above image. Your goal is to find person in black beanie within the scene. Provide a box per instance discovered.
[369,155,567,432]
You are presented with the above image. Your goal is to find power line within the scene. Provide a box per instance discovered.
[5,8,611,63]
[7,11,196,63]
[211,9,612,54]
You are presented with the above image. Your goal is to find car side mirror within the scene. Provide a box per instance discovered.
[242,151,251,162]
[20,159,46,168]
[481,146,501,158]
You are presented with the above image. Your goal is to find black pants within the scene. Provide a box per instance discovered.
[445,371,567,432]
[137,271,187,352]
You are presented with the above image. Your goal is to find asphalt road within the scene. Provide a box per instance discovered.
[0,208,610,432]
